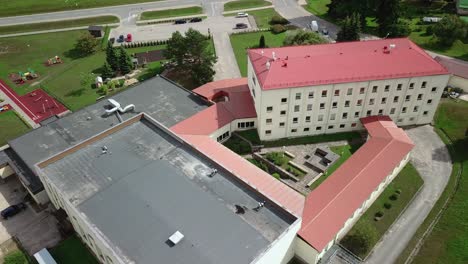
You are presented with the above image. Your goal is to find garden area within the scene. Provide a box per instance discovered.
[341,163,424,259]
[0,110,31,146]
[248,151,306,180]
[397,99,468,264]
[50,235,99,264]
[140,6,203,20]
[224,0,272,12]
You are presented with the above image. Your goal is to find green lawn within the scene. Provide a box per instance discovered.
[399,99,468,264]
[343,163,424,259]
[308,144,361,190]
[0,111,31,146]
[50,235,98,264]
[0,0,162,17]
[224,0,271,12]
[140,6,203,20]
[230,31,287,76]
[3,250,30,264]
[0,16,119,35]
[303,0,330,17]
[226,8,282,29]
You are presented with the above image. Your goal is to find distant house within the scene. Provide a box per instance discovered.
[435,56,468,92]
[457,0,468,15]
[88,25,104,38]
[134,49,166,66]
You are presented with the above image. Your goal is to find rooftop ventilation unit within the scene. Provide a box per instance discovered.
[272,51,277,60]
[266,61,271,70]
[105,99,135,114]
[168,231,184,245]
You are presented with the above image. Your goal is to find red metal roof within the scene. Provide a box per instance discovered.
[248,38,448,90]
[299,116,414,251]
[434,56,468,79]
[171,78,257,135]
[171,80,304,216]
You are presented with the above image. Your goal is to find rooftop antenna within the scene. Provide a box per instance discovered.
[272,51,276,60]
[266,60,271,70]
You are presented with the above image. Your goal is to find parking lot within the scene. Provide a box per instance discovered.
[111,16,251,43]
[0,176,61,256]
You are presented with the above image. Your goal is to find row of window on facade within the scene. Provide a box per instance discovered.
[217,131,230,142]
[269,95,434,113]
[280,82,437,103]
[264,116,419,136]
[237,121,255,129]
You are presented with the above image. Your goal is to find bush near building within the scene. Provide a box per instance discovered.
[3,250,30,264]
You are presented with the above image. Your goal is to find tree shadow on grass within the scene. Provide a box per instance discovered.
[63,48,84,60]
[64,88,86,97]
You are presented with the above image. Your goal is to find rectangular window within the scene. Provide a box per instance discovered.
[421,81,427,88]
[252,89,256,98]
[409,83,414,89]
[322,90,327,97]
[366,110,372,116]
[267,106,273,112]
[316,126,322,131]
[397,84,402,90]
[308,91,314,98]
[345,100,350,107]
[305,116,311,122]
[318,115,324,121]
[280,110,286,116]
[384,85,390,92]
[340,124,345,128]
[291,129,297,133]
[328,125,334,129]
[360,87,365,94]
[423,111,428,116]
[405,95,411,101]
[304,128,310,132]
[294,105,300,112]
[320,103,325,109]
[238,122,245,129]
[279,122,285,127]
[266,118,272,124]
[354,111,359,118]
[427,99,432,104]
[332,102,338,108]
[330,113,336,120]
[394,96,399,103]
[357,99,362,106]
[293,117,298,123]
[390,108,396,114]
[378,109,383,115]
[431,87,437,92]
[265,130,271,135]
[372,86,378,93]
[342,112,348,119]
[402,107,407,113]
[381,97,387,104]
[369,98,375,105]
[296,93,301,100]
[397,118,403,122]
[414,106,419,112]
[410,117,415,121]
[252,76,256,85]
[351,123,357,127]
[417,94,423,100]
[334,90,340,96]
[281,98,287,103]
[347,88,353,95]
[307,104,313,111]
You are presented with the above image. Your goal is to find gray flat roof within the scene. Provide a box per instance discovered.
[38,115,295,264]
[8,76,207,193]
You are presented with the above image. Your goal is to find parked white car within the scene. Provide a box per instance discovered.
[236,12,249,18]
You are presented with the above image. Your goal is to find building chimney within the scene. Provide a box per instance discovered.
[272,51,276,60]
[266,61,271,70]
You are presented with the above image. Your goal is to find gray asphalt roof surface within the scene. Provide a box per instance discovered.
[40,117,295,264]
[8,76,207,193]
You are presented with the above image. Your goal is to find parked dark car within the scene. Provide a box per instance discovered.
[235,23,248,29]
[118,35,125,42]
[1,203,27,220]
[174,19,187,24]
[189,17,202,23]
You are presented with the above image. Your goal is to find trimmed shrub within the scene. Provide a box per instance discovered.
[384,202,392,209]
[272,172,281,179]
[4,250,29,264]
[395,189,402,195]
[271,24,287,34]
[265,152,288,166]
[375,211,384,218]
[270,15,289,25]
[389,194,399,201]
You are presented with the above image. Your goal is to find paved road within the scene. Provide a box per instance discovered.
[212,32,241,80]
[0,0,229,26]
[365,125,452,264]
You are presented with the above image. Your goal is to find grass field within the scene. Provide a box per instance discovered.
[0,16,119,35]
[224,0,272,12]
[140,6,203,20]
[51,235,98,264]
[308,144,361,190]
[225,8,282,28]
[303,0,331,17]
[398,99,468,264]
[0,0,162,17]
[230,31,286,76]
[344,163,424,259]
[0,111,31,146]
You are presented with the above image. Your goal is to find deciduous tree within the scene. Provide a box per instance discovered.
[75,33,99,56]
[433,15,468,46]
[283,29,327,46]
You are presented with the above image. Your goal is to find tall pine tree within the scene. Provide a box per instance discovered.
[118,46,134,75]
[376,0,401,37]
[337,13,361,42]
[106,41,119,72]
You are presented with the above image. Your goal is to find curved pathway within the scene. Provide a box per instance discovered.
[365,125,452,264]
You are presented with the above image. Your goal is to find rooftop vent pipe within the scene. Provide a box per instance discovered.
[105,99,135,114]
[266,61,271,70]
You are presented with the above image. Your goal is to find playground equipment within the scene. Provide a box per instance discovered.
[18,68,38,83]
[47,56,63,66]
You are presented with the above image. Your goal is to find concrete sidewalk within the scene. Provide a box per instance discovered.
[212,32,241,80]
